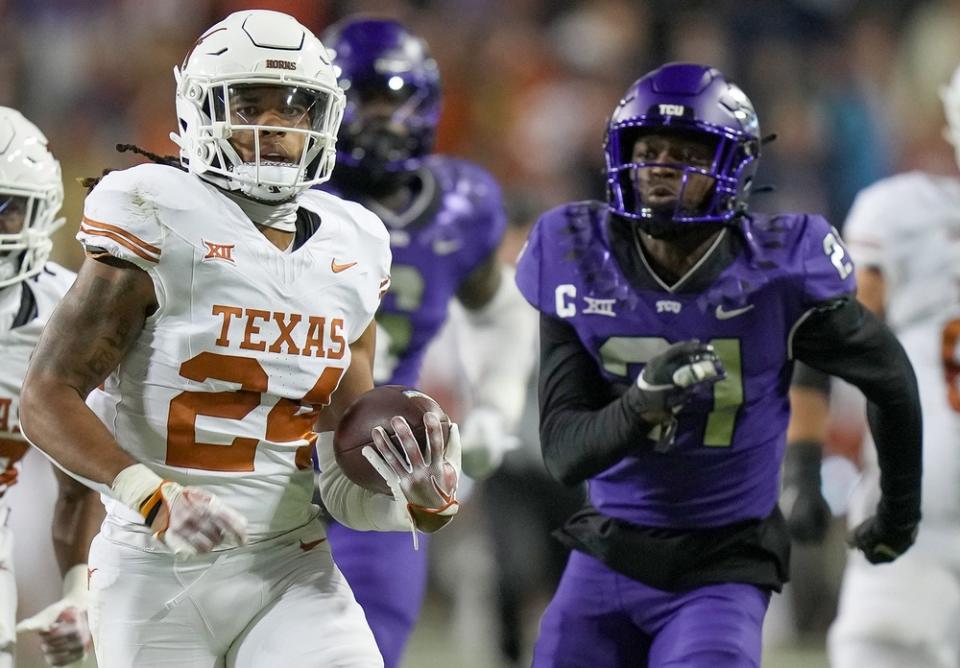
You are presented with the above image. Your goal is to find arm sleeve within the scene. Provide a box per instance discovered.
[792,298,922,524]
[538,314,655,486]
[791,362,831,395]
[315,432,411,532]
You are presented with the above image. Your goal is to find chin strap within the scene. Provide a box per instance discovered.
[221,189,298,232]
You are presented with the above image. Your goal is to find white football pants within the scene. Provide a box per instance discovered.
[88,518,382,667]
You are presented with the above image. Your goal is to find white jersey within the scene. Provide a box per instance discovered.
[77,164,390,548]
[844,171,960,523]
[0,263,75,502]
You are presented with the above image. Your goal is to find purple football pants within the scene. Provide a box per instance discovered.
[533,551,770,667]
[326,521,429,668]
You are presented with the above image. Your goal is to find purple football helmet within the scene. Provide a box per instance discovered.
[605,63,760,235]
[323,18,441,174]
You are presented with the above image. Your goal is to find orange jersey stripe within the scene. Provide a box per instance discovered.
[79,225,160,264]
[81,216,162,255]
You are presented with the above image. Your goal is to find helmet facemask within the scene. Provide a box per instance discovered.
[0,189,63,288]
[337,75,440,177]
[176,73,344,203]
[607,122,758,238]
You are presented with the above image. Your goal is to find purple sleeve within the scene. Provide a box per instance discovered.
[800,214,857,306]
[515,214,545,312]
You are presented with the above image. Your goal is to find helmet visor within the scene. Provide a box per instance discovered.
[212,84,340,133]
[608,125,737,222]
[202,82,343,191]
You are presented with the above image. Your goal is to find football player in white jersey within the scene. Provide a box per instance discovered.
[18,11,462,668]
[0,107,101,667]
[787,63,960,668]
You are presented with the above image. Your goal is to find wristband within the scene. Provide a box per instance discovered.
[407,497,460,517]
[110,463,164,522]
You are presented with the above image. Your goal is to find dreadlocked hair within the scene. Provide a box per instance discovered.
[78,143,184,192]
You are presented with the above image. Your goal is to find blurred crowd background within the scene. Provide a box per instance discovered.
[4,0,960,263]
[3,0,960,666]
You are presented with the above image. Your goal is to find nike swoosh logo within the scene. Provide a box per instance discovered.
[715,303,755,320]
[331,259,358,274]
[299,538,327,552]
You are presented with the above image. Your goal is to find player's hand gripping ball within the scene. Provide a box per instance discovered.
[333,385,452,496]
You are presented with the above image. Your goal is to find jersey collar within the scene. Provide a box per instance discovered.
[607,217,742,294]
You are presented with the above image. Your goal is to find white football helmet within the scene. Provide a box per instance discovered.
[941,63,960,168]
[0,107,64,289]
[172,10,345,202]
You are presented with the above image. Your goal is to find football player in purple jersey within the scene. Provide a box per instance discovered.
[515,63,922,667]
[317,18,535,668]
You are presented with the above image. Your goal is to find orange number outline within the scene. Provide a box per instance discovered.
[166,352,344,472]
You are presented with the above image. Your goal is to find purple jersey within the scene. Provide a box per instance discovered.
[515,202,855,528]
[326,155,506,386]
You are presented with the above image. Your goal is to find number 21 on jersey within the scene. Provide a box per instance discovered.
[599,337,743,447]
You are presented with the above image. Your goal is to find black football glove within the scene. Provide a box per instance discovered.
[781,440,832,543]
[626,340,725,451]
[849,500,919,564]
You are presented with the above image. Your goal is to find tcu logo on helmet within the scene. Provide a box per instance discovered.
[658,104,685,117]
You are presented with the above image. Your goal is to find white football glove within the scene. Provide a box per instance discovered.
[362,413,461,548]
[16,564,91,667]
[111,464,247,558]
[458,407,520,479]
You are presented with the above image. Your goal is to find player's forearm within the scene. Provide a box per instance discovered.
[20,379,137,487]
[52,469,104,574]
[316,433,409,531]
[540,394,652,485]
[538,315,653,485]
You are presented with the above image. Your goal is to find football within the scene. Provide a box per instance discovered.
[333,385,451,495]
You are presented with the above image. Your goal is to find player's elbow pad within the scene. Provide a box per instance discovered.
[315,432,410,532]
